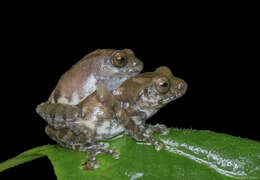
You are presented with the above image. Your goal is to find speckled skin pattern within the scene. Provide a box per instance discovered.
[48,49,143,105]
[36,66,187,153]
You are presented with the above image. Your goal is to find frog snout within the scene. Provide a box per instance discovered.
[177,82,186,90]
[173,78,188,93]
[134,58,142,65]
[132,58,143,70]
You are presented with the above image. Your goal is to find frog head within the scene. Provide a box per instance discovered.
[112,66,187,119]
[95,49,143,91]
[100,49,143,77]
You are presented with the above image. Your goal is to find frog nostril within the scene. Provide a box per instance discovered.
[177,83,184,90]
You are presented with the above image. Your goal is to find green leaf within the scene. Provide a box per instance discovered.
[1,129,260,179]
[0,145,53,173]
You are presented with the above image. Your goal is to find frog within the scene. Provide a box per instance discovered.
[48,49,143,105]
[36,66,187,169]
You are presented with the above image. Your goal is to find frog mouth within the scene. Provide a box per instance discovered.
[161,93,185,104]
[123,68,142,74]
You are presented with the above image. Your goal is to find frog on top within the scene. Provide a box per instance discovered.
[48,49,143,105]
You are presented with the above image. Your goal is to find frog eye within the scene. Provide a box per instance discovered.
[155,77,170,93]
[112,52,128,67]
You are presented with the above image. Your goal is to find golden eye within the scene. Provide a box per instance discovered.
[155,77,170,93]
[112,52,127,67]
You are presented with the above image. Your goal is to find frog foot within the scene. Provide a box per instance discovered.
[80,143,120,170]
[146,124,170,135]
[111,149,120,159]
[80,142,120,159]
[142,131,163,151]
[81,158,99,171]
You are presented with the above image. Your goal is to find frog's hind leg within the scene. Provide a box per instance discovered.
[45,125,119,169]
[36,102,81,129]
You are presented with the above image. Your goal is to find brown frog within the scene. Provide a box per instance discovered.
[36,66,187,168]
[48,49,143,105]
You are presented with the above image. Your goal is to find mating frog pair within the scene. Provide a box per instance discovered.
[36,49,187,168]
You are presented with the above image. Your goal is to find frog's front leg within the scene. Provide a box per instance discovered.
[45,126,119,170]
[117,110,163,151]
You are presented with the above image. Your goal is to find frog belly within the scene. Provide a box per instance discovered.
[95,120,125,140]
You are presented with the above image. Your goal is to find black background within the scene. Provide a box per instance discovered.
[0,7,258,179]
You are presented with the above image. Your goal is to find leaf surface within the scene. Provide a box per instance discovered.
[1,129,260,180]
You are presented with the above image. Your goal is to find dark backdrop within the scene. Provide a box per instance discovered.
[0,12,257,179]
